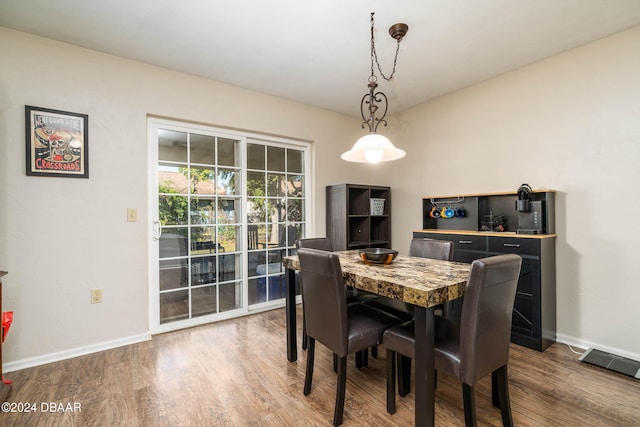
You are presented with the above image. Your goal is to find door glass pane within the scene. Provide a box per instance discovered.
[159,259,188,291]
[191,256,216,285]
[287,174,304,197]
[159,164,188,194]
[247,199,267,223]
[267,199,285,225]
[160,290,189,323]
[220,253,241,282]
[159,195,189,225]
[248,278,262,304]
[192,286,216,318]
[247,143,264,169]
[248,251,266,277]
[217,169,238,195]
[267,275,286,301]
[267,173,286,197]
[219,282,241,312]
[218,225,238,252]
[287,149,303,173]
[190,198,215,225]
[218,198,240,224]
[287,199,304,222]
[218,138,238,167]
[190,166,216,195]
[159,228,188,256]
[191,226,216,253]
[159,130,187,162]
[267,146,285,171]
[190,134,215,165]
[247,171,265,196]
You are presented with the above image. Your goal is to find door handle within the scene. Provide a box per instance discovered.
[153,220,162,241]
[458,240,473,244]
[503,243,520,248]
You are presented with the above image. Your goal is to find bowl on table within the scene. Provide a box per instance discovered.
[358,248,398,264]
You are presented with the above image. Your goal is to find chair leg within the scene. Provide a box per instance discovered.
[386,349,397,414]
[462,383,478,427]
[304,338,315,396]
[355,351,363,369]
[491,370,499,408]
[371,345,378,358]
[333,356,347,426]
[397,354,411,397]
[354,350,369,368]
[495,366,514,427]
[302,312,307,350]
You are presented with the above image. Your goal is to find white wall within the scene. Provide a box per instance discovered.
[0,27,371,368]
[387,27,640,359]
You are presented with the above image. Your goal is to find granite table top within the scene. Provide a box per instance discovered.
[283,250,471,309]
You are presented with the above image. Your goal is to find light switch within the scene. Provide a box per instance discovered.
[127,208,137,222]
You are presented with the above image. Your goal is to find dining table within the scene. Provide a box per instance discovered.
[282,250,471,427]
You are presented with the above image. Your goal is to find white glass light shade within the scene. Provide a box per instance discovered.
[341,133,406,164]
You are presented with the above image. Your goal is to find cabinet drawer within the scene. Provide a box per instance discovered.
[489,237,539,257]
[451,235,486,252]
[413,232,449,240]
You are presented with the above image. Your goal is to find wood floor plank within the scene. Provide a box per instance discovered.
[2,305,638,426]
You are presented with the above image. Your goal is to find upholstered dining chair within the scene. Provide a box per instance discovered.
[296,238,333,351]
[296,237,376,356]
[362,238,455,370]
[297,248,402,426]
[409,237,455,261]
[383,253,522,427]
[363,238,455,321]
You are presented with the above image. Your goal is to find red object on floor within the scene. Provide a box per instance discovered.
[2,377,12,385]
[1,311,13,342]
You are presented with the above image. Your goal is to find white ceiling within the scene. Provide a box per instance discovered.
[2,0,640,117]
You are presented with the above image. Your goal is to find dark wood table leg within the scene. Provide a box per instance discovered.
[414,305,436,427]
[285,266,297,362]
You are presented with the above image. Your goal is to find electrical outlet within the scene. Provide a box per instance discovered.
[127,208,137,222]
[91,288,102,304]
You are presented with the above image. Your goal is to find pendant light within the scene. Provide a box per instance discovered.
[341,12,408,164]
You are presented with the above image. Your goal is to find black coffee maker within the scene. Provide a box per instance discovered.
[516,183,544,234]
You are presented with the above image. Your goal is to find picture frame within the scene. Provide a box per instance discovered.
[25,105,89,178]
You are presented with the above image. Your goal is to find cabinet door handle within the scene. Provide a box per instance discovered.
[503,243,520,248]
[459,240,473,244]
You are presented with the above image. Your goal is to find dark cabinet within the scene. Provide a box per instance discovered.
[327,184,391,251]
[413,231,556,352]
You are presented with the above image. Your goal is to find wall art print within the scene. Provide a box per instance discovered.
[25,105,89,178]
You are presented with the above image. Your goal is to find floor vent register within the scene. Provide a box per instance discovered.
[579,348,640,379]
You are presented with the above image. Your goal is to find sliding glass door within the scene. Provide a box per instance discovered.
[149,119,308,332]
[246,141,305,304]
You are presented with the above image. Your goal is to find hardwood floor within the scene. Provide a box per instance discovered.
[2,305,639,426]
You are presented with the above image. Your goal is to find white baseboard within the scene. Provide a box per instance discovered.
[556,333,640,362]
[3,332,152,373]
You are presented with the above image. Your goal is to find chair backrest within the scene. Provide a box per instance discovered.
[248,224,259,250]
[279,224,299,247]
[296,237,333,251]
[459,254,522,384]
[409,238,454,261]
[297,248,348,356]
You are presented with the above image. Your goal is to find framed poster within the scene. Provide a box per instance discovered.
[25,105,89,178]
